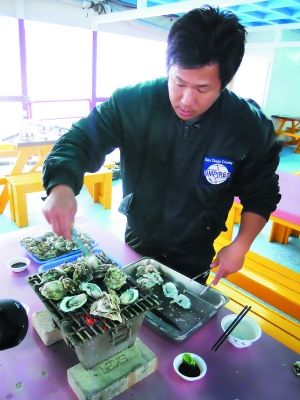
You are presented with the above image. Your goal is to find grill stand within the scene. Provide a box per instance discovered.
[32,309,157,400]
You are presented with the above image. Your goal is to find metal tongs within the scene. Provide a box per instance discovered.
[191,269,214,296]
[71,228,98,268]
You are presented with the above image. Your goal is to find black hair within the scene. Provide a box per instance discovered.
[167,5,247,89]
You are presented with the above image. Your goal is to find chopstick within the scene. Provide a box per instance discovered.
[211,305,251,352]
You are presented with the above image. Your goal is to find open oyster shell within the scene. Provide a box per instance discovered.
[120,288,139,305]
[59,293,88,312]
[162,282,178,298]
[171,294,191,309]
[79,282,103,299]
[90,291,122,322]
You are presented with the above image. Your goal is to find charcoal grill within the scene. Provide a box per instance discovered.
[28,269,160,370]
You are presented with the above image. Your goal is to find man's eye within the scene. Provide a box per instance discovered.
[198,87,209,93]
[176,82,184,87]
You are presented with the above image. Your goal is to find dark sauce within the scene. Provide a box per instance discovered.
[178,362,201,377]
[11,262,27,269]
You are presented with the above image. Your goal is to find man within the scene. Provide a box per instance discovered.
[42,6,281,285]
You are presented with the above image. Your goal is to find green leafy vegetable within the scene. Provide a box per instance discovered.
[183,353,197,367]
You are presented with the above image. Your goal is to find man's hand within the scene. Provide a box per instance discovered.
[210,241,247,285]
[42,185,77,240]
[210,211,267,285]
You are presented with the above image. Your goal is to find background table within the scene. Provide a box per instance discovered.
[0,217,299,400]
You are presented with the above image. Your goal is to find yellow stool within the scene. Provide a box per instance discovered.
[84,168,113,209]
[0,176,9,214]
[7,172,44,227]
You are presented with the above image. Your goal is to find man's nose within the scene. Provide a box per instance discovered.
[180,88,195,107]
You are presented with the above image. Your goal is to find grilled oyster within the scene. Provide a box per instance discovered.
[73,262,93,283]
[136,271,163,290]
[162,282,178,298]
[136,263,159,277]
[39,280,65,300]
[90,291,122,322]
[41,268,64,283]
[171,294,191,309]
[120,288,139,305]
[59,293,87,312]
[59,276,78,294]
[79,282,103,299]
[103,266,127,290]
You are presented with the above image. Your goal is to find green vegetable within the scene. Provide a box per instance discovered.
[183,353,197,367]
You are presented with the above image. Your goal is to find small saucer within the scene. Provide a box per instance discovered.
[7,256,30,273]
[173,353,207,381]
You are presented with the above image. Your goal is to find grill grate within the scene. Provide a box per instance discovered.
[28,270,160,345]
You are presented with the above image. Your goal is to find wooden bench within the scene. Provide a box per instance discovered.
[7,168,113,228]
[227,171,300,244]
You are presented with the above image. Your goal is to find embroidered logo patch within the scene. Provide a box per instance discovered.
[202,156,234,185]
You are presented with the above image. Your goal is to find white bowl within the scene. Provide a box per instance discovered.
[221,314,262,348]
[7,256,30,273]
[173,353,207,381]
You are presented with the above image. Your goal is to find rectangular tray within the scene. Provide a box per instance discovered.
[21,236,97,264]
[122,257,229,341]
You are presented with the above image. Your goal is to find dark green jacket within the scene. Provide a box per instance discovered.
[43,78,281,250]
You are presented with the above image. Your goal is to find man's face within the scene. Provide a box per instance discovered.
[168,64,222,120]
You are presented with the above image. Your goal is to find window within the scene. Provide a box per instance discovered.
[96,32,167,97]
[25,21,92,101]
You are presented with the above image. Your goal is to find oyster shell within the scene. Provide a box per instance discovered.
[59,293,87,312]
[162,282,178,298]
[73,262,93,283]
[136,263,159,277]
[59,276,78,294]
[39,280,65,300]
[79,282,103,299]
[293,361,300,376]
[103,266,127,290]
[20,230,93,260]
[171,294,191,309]
[120,288,139,305]
[41,268,64,283]
[136,271,163,290]
[90,291,122,322]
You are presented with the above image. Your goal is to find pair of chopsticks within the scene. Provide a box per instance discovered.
[211,305,251,352]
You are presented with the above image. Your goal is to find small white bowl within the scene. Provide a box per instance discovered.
[173,353,207,381]
[7,256,30,273]
[221,314,262,348]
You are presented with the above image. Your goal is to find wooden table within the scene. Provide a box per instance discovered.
[0,217,299,400]
[272,115,300,153]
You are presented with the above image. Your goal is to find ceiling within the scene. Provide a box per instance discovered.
[90,0,300,29]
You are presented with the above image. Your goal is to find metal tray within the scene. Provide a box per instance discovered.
[122,258,229,341]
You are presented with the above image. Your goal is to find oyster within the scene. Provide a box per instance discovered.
[103,266,127,290]
[39,280,65,300]
[59,276,78,294]
[162,282,178,298]
[20,230,94,260]
[79,282,103,299]
[171,294,191,309]
[136,263,159,277]
[120,288,139,305]
[73,262,93,283]
[136,271,163,290]
[59,293,87,312]
[293,361,300,376]
[41,268,64,283]
[90,291,122,322]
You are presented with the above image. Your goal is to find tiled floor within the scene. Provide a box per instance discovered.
[0,144,299,273]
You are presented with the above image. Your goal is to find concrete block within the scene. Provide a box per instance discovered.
[32,308,63,346]
[68,337,157,400]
